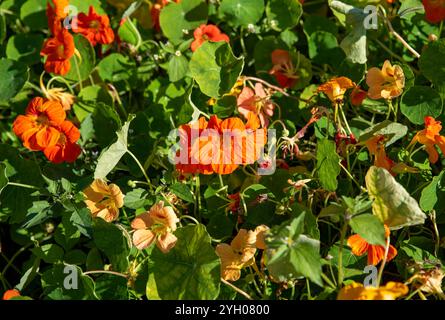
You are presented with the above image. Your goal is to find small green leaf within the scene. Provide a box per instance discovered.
[316,139,341,192]
[420,171,444,212]
[266,0,302,31]
[400,86,443,125]
[63,35,96,82]
[32,244,64,264]
[170,183,195,203]
[219,0,265,27]
[359,120,408,147]
[0,58,28,102]
[349,214,386,246]
[6,33,44,65]
[189,41,244,98]
[167,54,189,82]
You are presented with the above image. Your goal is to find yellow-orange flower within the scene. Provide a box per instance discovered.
[317,77,355,103]
[83,179,124,222]
[365,135,395,174]
[2,289,21,300]
[215,225,268,281]
[40,77,75,111]
[366,60,405,100]
[130,201,179,253]
[337,281,408,300]
[409,116,445,164]
[347,224,397,266]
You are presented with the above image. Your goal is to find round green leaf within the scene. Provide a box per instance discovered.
[266,0,303,31]
[400,86,443,125]
[189,41,244,98]
[419,39,445,87]
[160,0,208,44]
[167,54,189,82]
[63,35,96,82]
[20,0,47,31]
[6,34,44,65]
[308,31,345,66]
[148,224,221,300]
[97,53,135,83]
[0,58,28,102]
[219,0,265,27]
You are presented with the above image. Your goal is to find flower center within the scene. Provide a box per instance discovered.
[56,45,65,58]
[36,114,50,127]
[89,20,100,29]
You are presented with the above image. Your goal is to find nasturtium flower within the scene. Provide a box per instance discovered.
[422,0,445,23]
[337,281,408,300]
[73,6,115,46]
[191,24,230,52]
[43,120,81,164]
[347,224,397,266]
[40,77,75,111]
[40,22,75,76]
[216,225,268,281]
[408,267,444,295]
[269,49,299,89]
[131,201,179,253]
[366,60,405,100]
[83,179,124,223]
[46,0,70,34]
[409,116,445,164]
[365,135,395,174]
[2,289,21,300]
[317,77,355,104]
[350,86,367,107]
[237,83,275,128]
[12,97,66,151]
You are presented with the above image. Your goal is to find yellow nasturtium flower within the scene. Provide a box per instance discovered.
[83,179,124,223]
[338,281,409,300]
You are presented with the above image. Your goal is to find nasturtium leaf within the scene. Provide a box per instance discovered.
[124,188,153,209]
[32,244,64,264]
[94,115,136,179]
[359,120,408,146]
[219,0,265,27]
[303,15,339,37]
[365,166,427,230]
[308,31,345,66]
[316,139,341,192]
[6,34,44,65]
[0,162,8,196]
[349,214,386,246]
[70,0,105,14]
[68,206,93,238]
[92,103,122,147]
[118,18,139,46]
[400,86,443,125]
[265,214,323,286]
[0,58,28,102]
[328,243,367,279]
[20,0,47,31]
[167,54,189,82]
[73,85,113,122]
[170,183,195,203]
[419,39,445,87]
[63,35,96,82]
[41,264,98,300]
[16,258,40,292]
[148,224,221,300]
[55,214,82,251]
[95,274,128,300]
[160,0,208,44]
[64,250,87,265]
[189,41,244,98]
[266,0,302,31]
[213,95,236,118]
[97,53,135,83]
[420,170,445,212]
[22,200,53,229]
[93,218,129,272]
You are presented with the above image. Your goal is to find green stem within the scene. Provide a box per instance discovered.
[127,150,153,191]
[194,175,201,222]
[376,237,391,287]
[73,54,83,91]
[337,220,349,288]
[83,270,128,279]
[7,182,40,190]
[180,215,199,225]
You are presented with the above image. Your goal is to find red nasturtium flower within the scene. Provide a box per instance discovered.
[12,97,66,151]
[347,225,397,266]
[43,120,81,164]
[2,289,21,300]
[46,0,69,34]
[422,0,445,23]
[175,113,267,175]
[40,22,75,76]
[72,6,115,46]
[350,86,367,107]
[409,116,445,164]
[191,24,230,52]
[269,49,299,89]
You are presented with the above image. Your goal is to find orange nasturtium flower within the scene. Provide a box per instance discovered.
[422,0,445,23]
[2,289,21,300]
[72,6,115,46]
[237,83,275,128]
[409,116,445,164]
[175,113,267,176]
[131,201,179,253]
[40,22,75,76]
[337,281,409,300]
[43,120,81,164]
[83,179,124,223]
[269,49,299,89]
[46,0,70,34]
[347,225,397,266]
[366,60,405,100]
[12,97,66,151]
[191,24,230,52]
[365,135,395,174]
[317,77,355,104]
[215,225,269,281]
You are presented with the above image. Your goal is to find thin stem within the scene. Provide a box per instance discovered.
[127,150,153,191]
[321,273,336,290]
[194,175,201,222]
[376,237,391,287]
[73,53,83,90]
[180,215,200,225]
[7,182,40,190]
[381,12,420,58]
[83,270,128,279]
[337,220,349,288]
[430,210,440,257]
[221,278,253,300]
[1,244,32,277]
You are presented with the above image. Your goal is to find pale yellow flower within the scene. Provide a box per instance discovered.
[83,179,124,222]
[366,60,405,100]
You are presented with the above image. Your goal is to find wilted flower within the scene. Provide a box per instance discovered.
[347,224,397,266]
[408,266,444,295]
[83,179,124,222]
[366,60,405,100]
[338,281,408,300]
[40,77,75,111]
[131,201,179,253]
